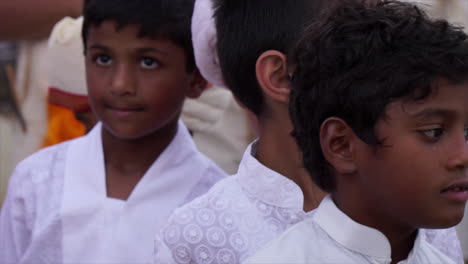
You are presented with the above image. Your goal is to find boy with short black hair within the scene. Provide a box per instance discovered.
[153,1,328,262]
[245,1,468,263]
[153,0,463,263]
[0,0,226,262]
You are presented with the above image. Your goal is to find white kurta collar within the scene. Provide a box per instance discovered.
[61,120,208,263]
[237,141,304,210]
[313,195,425,262]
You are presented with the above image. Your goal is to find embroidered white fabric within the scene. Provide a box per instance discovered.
[244,197,455,264]
[153,143,464,264]
[0,122,226,264]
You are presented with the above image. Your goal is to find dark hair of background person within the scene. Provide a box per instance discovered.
[212,0,329,115]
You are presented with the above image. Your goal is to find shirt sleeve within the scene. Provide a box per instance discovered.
[424,228,464,264]
[0,164,33,264]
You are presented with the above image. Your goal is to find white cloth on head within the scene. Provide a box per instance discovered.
[153,142,464,264]
[244,195,456,264]
[0,120,226,264]
[48,16,87,96]
[191,0,225,87]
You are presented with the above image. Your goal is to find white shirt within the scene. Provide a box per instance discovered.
[0,121,226,264]
[244,196,456,264]
[153,142,464,264]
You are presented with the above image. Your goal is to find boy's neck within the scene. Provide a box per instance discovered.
[101,120,178,200]
[333,189,418,264]
[256,116,327,211]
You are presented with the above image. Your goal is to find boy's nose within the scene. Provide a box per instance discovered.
[110,64,136,96]
[446,138,468,170]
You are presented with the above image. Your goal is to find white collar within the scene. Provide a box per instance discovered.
[61,120,208,262]
[62,120,201,205]
[237,141,304,210]
[313,195,425,261]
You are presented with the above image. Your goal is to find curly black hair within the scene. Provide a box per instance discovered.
[289,0,468,192]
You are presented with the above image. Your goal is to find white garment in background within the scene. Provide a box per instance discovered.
[0,40,49,206]
[182,86,255,174]
[12,40,49,167]
[0,117,13,205]
[244,196,455,264]
[0,120,226,264]
[153,142,464,264]
[411,0,468,30]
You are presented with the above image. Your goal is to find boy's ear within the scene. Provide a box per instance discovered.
[320,117,358,175]
[256,50,290,103]
[186,69,208,99]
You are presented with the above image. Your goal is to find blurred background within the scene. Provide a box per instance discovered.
[0,0,467,260]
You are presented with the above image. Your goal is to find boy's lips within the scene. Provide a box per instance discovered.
[440,180,468,202]
[106,104,145,117]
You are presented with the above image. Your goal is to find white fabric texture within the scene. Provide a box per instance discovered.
[153,142,464,264]
[191,0,224,87]
[244,196,456,264]
[0,120,226,264]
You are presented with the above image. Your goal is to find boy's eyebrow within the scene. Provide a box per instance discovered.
[410,108,456,120]
[88,44,109,51]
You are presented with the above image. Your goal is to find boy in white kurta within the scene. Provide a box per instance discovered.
[152,0,464,263]
[0,0,227,263]
[245,1,468,263]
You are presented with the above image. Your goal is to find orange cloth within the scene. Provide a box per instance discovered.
[42,104,85,148]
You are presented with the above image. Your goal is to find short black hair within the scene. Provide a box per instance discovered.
[82,0,196,71]
[212,0,327,115]
[289,0,468,192]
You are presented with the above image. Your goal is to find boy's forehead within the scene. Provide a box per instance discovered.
[88,21,152,39]
[391,80,468,120]
[86,21,177,49]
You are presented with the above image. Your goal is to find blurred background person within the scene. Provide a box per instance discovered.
[414,0,468,27]
[0,43,19,206]
[0,0,83,205]
[42,16,95,149]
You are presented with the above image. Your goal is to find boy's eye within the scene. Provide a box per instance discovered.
[464,128,468,142]
[140,57,159,69]
[421,128,444,141]
[95,54,112,66]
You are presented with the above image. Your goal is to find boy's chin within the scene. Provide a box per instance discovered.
[420,208,466,229]
[103,124,151,141]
